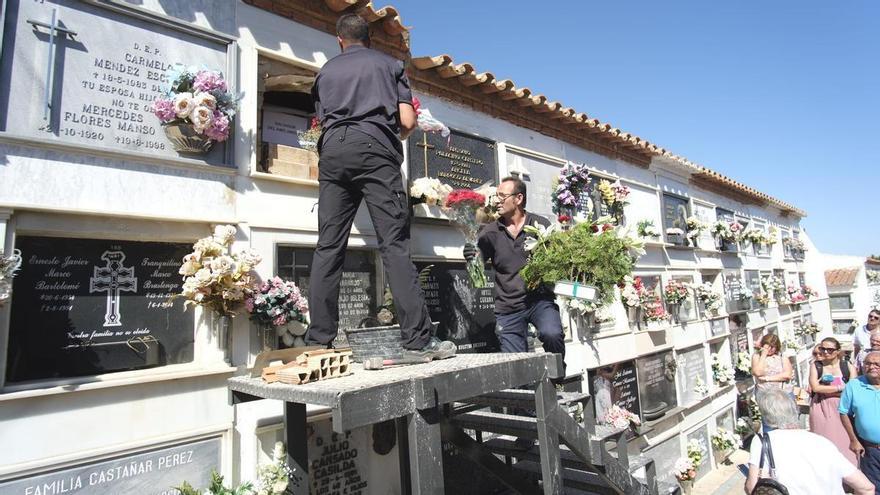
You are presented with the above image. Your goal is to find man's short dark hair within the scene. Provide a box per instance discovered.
[501,176,527,208]
[870,308,880,318]
[336,14,370,44]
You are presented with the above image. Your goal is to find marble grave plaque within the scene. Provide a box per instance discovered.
[635,350,678,421]
[0,437,220,495]
[0,0,230,164]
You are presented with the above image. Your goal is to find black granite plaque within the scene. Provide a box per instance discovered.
[6,236,193,382]
[407,129,497,189]
[0,437,220,495]
[413,261,498,353]
[337,271,376,331]
[588,360,641,422]
[635,350,678,421]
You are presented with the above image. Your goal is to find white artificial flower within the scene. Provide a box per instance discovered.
[189,105,214,132]
[212,224,237,245]
[193,268,214,287]
[209,255,236,276]
[178,254,200,276]
[193,92,217,109]
[173,92,195,118]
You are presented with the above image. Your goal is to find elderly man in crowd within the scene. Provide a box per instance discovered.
[856,330,880,374]
[745,388,874,494]
[840,350,880,493]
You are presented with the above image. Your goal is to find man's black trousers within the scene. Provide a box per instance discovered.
[305,127,433,350]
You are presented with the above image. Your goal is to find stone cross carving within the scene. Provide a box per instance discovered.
[27,8,77,128]
[90,251,138,327]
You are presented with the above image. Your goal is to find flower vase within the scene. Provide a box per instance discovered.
[629,423,641,437]
[667,302,681,324]
[258,325,276,353]
[163,123,214,154]
[678,479,694,495]
[216,314,232,364]
[579,311,596,330]
[713,448,730,465]
[626,305,642,325]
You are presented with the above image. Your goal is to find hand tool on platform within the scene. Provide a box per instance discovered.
[363,356,432,370]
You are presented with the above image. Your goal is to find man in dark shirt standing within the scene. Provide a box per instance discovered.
[471,177,565,366]
[306,14,454,360]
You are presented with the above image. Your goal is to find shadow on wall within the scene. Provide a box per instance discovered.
[121,0,237,34]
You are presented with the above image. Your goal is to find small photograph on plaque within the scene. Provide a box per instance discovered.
[587,360,641,424]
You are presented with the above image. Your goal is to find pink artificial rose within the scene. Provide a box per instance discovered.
[273,315,287,326]
[193,70,227,93]
[204,112,229,142]
[245,298,254,312]
[150,98,177,122]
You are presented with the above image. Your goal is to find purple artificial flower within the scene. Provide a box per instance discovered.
[193,70,227,93]
[204,112,230,142]
[150,98,177,122]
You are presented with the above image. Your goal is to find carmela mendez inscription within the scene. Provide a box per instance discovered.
[0,437,221,495]
[407,129,497,190]
[0,0,228,161]
[6,236,194,382]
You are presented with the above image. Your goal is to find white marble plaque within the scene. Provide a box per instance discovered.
[1,0,229,164]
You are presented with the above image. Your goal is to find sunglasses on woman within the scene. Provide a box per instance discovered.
[817,347,839,354]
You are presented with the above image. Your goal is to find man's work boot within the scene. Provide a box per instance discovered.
[402,337,457,361]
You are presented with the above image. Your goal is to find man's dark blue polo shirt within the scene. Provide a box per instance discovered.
[311,44,413,163]
[477,212,553,315]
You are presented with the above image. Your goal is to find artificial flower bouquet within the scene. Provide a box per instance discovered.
[255,442,293,495]
[692,282,723,314]
[297,117,322,151]
[685,216,708,241]
[711,428,741,453]
[151,65,238,143]
[636,219,660,239]
[410,177,453,206]
[596,179,629,223]
[177,225,262,316]
[664,279,691,305]
[0,249,22,307]
[246,276,309,328]
[795,322,820,337]
[552,163,591,223]
[673,457,697,482]
[711,353,735,386]
[445,189,489,288]
[603,404,641,430]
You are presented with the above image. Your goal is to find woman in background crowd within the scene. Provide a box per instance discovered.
[809,337,858,466]
[752,334,793,396]
[853,309,880,359]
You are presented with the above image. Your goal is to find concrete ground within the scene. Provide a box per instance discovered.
[693,449,749,495]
